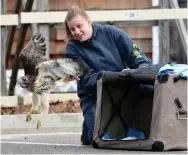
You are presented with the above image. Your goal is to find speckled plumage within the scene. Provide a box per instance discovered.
[18,33,48,92]
[18,33,85,129]
[35,58,84,94]
[18,33,84,94]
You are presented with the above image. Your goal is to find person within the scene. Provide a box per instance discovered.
[63,6,152,145]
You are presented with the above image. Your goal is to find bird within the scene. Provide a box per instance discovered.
[18,33,85,129]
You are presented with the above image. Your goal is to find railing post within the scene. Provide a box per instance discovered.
[1,0,7,96]
[37,0,50,58]
[159,0,170,63]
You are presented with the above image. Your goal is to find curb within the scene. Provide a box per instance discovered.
[1,113,83,134]
[0,93,79,107]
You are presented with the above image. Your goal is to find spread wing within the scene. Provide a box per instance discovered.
[19,34,48,75]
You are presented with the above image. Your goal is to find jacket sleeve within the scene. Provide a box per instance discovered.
[64,44,103,91]
[109,26,152,69]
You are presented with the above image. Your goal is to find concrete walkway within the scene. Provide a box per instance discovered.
[1,113,83,134]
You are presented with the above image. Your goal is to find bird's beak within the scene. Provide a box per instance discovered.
[75,76,80,81]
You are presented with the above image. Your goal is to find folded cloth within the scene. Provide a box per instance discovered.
[158,64,174,74]
[170,63,188,77]
[158,63,188,77]
[101,128,145,141]
[126,128,145,140]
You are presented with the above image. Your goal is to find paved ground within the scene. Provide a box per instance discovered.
[1,132,187,154]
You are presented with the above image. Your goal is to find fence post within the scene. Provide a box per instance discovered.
[159,0,170,63]
[37,0,50,58]
[169,0,187,63]
[0,0,7,96]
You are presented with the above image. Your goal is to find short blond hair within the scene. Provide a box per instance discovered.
[65,6,90,42]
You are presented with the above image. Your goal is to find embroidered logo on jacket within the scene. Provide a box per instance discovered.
[133,44,142,59]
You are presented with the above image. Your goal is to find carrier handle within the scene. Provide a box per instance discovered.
[173,76,187,83]
[174,97,187,119]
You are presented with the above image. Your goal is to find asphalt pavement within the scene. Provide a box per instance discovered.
[1,132,187,154]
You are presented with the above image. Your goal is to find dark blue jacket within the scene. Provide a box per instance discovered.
[64,23,151,112]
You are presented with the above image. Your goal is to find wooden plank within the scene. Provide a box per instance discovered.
[54,20,158,29]
[37,0,50,58]
[50,27,67,40]
[169,20,187,63]
[1,0,7,96]
[49,41,67,54]
[170,0,187,58]
[152,0,159,64]
[55,39,152,54]
[115,27,152,39]
[10,39,151,55]
[152,26,160,64]
[0,14,18,26]
[7,0,154,12]
[7,0,37,13]
[80,0,107,9]
[81,0,152,9]
[159,0,170,63]
[20,9,187,24]
[50,27,152,40]
[106,0,152,9]
[49,0,81,11]
[16,26,150,41]
[48,0,152,10]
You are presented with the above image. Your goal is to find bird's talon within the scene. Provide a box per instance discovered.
[26,114,32,122]
[37,120,41,129]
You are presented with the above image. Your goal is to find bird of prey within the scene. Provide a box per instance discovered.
[18,34,85,129]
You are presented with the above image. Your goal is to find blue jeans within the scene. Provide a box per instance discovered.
[82,103,96,144]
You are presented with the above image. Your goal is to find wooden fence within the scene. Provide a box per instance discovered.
[0,0,187,97]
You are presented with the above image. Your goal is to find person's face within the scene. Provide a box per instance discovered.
[67,14,93,42]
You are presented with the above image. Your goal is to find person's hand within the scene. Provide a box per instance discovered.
[121,68,131,72]
[121,68,135,75]
[63,76,80,82]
